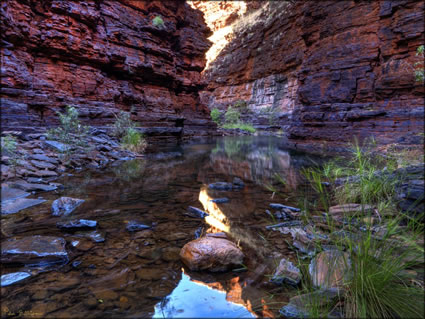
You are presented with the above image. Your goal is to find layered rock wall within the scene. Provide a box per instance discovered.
[198,1,424,148]
[1,0,216,140]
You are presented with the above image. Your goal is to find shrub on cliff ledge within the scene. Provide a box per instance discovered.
[152,16,165,29]
[112,111,147,154]
[47,105,88,148]
[121,128,147,153]
[414,45,424,83]
[1,135,19,168]
[112,111,135,138]
[210,108,221,125]
[224,107,240,124]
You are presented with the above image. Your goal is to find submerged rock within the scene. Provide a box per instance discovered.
[1,236,68,265]
[74,230,105,243]
[280,303,309,318]
[280,289,340,318]
[126,221,151,232]
[187,206,209,218]
[52,197,85,216]
[208,182,234,190]
[232,177,245,188]
[1,186,30,201]
[309,250,351,289]
[180,237,244,272]
[210,197,230,204]
[271,258,301,286]
[57,219,97,230]
[2,197,46,215]
[1,272,31,287]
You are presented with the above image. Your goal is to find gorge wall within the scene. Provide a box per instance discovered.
[195,1,424,150]
[1,0,216,140]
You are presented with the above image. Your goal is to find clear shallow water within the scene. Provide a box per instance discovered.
[1,136,323,318]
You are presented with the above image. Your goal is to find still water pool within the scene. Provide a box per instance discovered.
[1,136,324,318]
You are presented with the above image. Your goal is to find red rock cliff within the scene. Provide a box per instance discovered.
[1,0,216,139]
[196,1,424,149]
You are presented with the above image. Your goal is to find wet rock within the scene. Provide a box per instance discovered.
[136,268,164,281]
[30,159,56,170]
[280,303,309,318]
[1,272,31,287]
[126,221,151,232]
[180,237,244,272]
[210,197,229,204]
[187,206,208,218]
[232,177,245,188]
[44,140,70,153]
[30,154,59,164]
[28,169,58,177]
[266,220,302,229]
[32,289,48,300]
[97,144,112,152]
[194,227,204,238]
[270,203,301,212]
[208,182,234,190]
[73,240,94,252]
[309,250,351,289]
[52,197,85,216]
[94,289,118,301]
[161,247,181,262]
[84,297,98,309]
[271,258,301,286]
[26,177,47,184]
[1,236,68,265]
[163,232,189,241]
[8,180,57,192]
[2,197,46,215]
[280,289,340,318]
[1,186,30,201]
[57,219,97,230]
[205,232,228,239]
[74,231,105,243]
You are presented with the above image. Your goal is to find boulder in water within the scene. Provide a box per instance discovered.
[180,237,244,272]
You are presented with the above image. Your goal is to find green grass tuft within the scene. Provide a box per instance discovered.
[221,122,256,133]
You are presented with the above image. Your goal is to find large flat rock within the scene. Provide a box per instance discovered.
[1,235,68,265]
[1,197,46,215]
[1,186,30,201]
[1,272,31,287]
[8,180,57,192]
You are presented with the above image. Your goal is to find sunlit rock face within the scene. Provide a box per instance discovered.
[196,1,424,148]
[1,0,216,140]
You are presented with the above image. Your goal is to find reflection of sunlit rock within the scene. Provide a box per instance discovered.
[198,185,269,259]
[199,187,230,233]
[153,270,256,318]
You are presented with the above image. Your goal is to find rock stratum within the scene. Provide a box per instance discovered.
[1,0,216,140]
[195,1,424,149]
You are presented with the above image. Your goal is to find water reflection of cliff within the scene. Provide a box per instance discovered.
[209,136,301,190]
[154,270,278,318]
